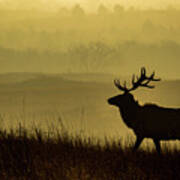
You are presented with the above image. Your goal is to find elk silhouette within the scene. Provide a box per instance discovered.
[108,67,180,154]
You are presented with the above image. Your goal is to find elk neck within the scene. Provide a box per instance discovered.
[118,99,140,128]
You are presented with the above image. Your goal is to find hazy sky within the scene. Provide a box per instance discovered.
[0,0,180,79]
[66,0,179,7]
[45,0,180,10]
[0,0,180,11]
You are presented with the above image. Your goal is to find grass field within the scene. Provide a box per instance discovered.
[0,74,180,179]
[0,124,180,180]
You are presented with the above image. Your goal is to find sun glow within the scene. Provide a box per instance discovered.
[0,0,180,12]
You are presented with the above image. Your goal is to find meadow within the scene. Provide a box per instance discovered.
[0,73,179,179]
[0,3,180,179]
[0,73,180,143]
[0,123,180,179]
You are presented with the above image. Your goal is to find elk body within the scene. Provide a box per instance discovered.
[108,67,180,154]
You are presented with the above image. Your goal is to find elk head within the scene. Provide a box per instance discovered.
[108,67,161,108]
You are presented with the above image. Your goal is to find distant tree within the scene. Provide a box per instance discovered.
[67,42,114,73]
[58,7,70,17]
[113,4,124,15]
[128,6,136,12]
[71,4,85,17]
[97,4,109,16]
[142,19,156,34]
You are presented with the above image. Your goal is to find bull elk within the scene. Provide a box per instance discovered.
[108,67,180,154]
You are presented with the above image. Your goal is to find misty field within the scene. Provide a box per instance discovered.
[0,74,179,179]
[0,74,180,146]
[0,124,180,179]
[1,2,180,179]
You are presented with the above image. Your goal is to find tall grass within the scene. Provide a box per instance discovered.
[0,122,180,179]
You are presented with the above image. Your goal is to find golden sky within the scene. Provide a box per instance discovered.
[53,0,179,10]
[0,0,180,79]
[1,0,180,11]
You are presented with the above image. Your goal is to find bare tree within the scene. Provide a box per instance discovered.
[108,67,180,154]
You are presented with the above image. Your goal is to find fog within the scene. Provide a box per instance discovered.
[1,0,180,11]
[0,74,180,149]
[0,3,180,78]
[0,1,180,148]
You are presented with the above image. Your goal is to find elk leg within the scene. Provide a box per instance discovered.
[153,139,161,154]
[133,136,143,152]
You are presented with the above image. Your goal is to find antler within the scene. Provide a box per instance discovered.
[114,67,161,93]
[114,79,129,93]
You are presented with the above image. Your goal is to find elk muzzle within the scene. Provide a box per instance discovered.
[107,97,116,106]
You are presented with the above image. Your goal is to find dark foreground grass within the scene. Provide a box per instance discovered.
[0,127,179,180]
